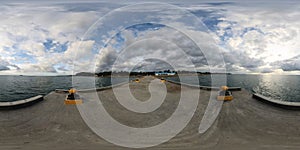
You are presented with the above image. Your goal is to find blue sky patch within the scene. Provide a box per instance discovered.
[190,9,224,31]
[125,23,166,32]
[12,50,36,64]
[43,39,68,53]
[104,23,166,51]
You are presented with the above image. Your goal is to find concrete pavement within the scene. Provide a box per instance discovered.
[1,76,300,150]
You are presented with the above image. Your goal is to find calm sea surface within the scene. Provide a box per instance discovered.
[167,74,300,102]
[0,75,299,102]
[0,76,128,102]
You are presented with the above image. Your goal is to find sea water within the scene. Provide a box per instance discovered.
[0,75,299,102]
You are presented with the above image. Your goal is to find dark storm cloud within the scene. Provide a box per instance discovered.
[0,58,20,71]
[223,51,264,71]
[132,59,175,71]
[0,66,10,71]
[95,26,216,72]
[272,55,300,71]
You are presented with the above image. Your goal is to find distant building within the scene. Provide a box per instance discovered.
[155,71,176,76]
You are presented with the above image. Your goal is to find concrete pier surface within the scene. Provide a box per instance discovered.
[1,76,300,150]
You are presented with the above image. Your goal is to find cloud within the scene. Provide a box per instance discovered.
[272,55,300,71]
[223,50,264,72]
[195,1,300,74]
[0,2,104,75]
[0,66,10,71]
[93,1,300,74]
[1,1,300,75]
[95,25,223,72]
[96,45,118,72]
[0,57,20,71]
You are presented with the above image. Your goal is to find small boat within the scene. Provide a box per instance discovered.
[217,86,233,101]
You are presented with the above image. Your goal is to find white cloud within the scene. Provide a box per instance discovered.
[212,2,300,73]
[0,3,102,75]
[1,1,300,75]
[0,56,19,71]
[95,26,224,72]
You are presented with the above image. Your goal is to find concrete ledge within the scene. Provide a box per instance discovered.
[227,87,242,91]
[55,89,69,93]
[253,93,300,109]
[165,79,242,91]
[0,95,44,109]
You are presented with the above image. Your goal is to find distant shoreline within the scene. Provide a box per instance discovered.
[74,72,232,77]
[1,73,300,77]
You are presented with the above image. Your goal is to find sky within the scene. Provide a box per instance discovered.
[0,0,300,75]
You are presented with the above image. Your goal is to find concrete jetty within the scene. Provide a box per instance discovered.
[1,76,300,150]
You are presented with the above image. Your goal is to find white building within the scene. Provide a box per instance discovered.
[155,72,176,76]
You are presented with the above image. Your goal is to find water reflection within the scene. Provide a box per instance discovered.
[167,74,300,102]
[255,75,300,102]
